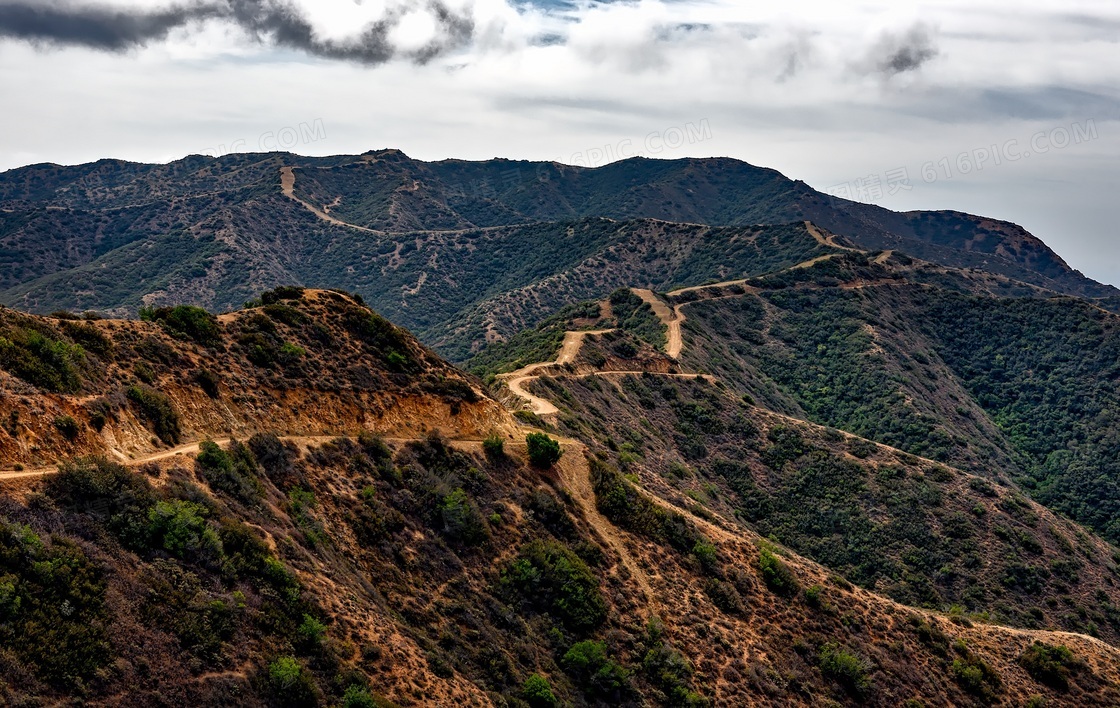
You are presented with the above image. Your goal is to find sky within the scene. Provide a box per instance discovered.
[0,0,1118,285]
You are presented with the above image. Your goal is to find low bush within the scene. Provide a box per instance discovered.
[196,439,263,504]
[1019,642,1085,690]
[502,540,606,632]
[591,458,705,554]
[562,640,631,699]
[54,414,80,441]
[643,639,708,707]
[140,304,221,346]
[526,432,563,469]
[0,325,84,392]
[951,642,1002,702]
[819,643,872,698]
[0,520,110,688]
[61,321,113,356]
[522,673,559,707]
[438,488,489,545]
[266,656,319,707]
[261,285,306,305]
[147,499,224,566]
[194,368,221,398]
[759,548,799,596]
[692,541,719,575]
[127,384,181,444]
[483,432,505,458]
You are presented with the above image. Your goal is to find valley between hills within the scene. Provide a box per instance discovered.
[2,153,1120,706]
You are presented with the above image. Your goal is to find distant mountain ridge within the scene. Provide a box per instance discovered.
[0,150,1114,358]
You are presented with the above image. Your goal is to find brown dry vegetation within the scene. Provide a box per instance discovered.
[2,293,1120,706]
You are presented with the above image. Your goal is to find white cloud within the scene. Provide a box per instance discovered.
[0,0,1118,283]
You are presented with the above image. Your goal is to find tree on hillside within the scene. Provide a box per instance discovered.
[526,433,563,469]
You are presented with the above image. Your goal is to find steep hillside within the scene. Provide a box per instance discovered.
[535,368,1120,644]
[4,293,1120,706]
[0,287,502,469]
[288,151,1115,298]
[2,213,839,361]
[655,253,1120,549]
[2,151,1113,345]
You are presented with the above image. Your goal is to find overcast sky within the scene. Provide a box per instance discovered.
[1,0,1117,284]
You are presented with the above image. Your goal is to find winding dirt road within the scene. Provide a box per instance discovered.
[804,220,858,251]
[632,288,683,359]
[496,329,616,416]
[0,434,490,483]
[556,448,659,610]
[280,167,380,234]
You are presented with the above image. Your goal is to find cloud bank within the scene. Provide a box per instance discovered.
[0,0,474,64]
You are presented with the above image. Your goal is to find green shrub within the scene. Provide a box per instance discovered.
[526,433,563,469]
[847,438,877,459]
[279,342,306,364]
[296,613,327,651]
[44,457,157,549]
[0,520,110,688]
[288,488,327,548]
[1019,642,1084,690]
[483,432,506,458]
[126,385,181,445]
[147,500,223,565]
[759,548,799,596]
[340,685,397,708]
[522,673,559,707]
[909,616,949,656]
[951,644,1002,702]
[805,584,825,609]
[438,488,489,545]
[0,326,84,392]
[196,439,263,503]
[341,685,377,708]
[342,308,415,371]
[502,540,606,632]
[819,642,871,698]
[61,321,113,356]
[133,361,156,384]
[590,458,704,554]
[261,285,306,305]
[53,415,80,441]
[562,640,631,699]
[643,641,708,706]
[267,656,319,707]
[140,304,221,345]
[691,541,719,575]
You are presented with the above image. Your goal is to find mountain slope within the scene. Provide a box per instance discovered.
[1,151,1113,353]
[3,292,1120,706]
[289,151,1115,298]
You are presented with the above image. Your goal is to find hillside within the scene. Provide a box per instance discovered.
[1,151,1113,363]
[470,268,1120,643]
[3,292,1120,706]
[289,152,1111,298]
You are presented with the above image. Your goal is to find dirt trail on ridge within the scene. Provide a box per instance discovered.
[632,288,683,359]
[497,329,615,415]
[556,447,659,611]
[280,167,380,234]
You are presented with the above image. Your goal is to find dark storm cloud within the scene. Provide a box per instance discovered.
[0,2,225,50]
[868,23,939,76]
[0,0,474,64]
